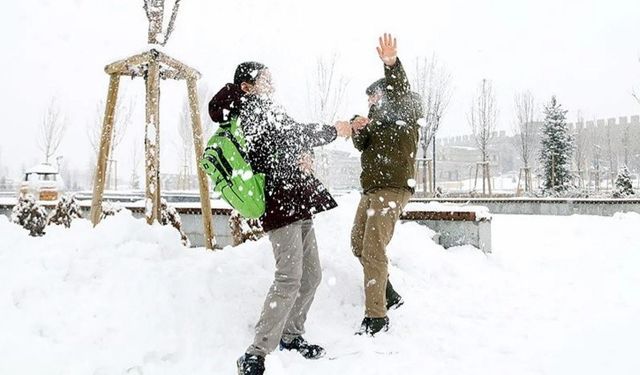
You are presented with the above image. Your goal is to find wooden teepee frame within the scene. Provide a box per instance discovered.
[89,0,215,249]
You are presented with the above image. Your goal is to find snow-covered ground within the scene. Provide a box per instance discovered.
[1,193,639,375]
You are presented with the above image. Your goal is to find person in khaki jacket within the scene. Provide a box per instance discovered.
[350,33,423,336]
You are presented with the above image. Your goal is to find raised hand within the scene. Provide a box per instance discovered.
[376,33,397,66]
[351,116,370,133]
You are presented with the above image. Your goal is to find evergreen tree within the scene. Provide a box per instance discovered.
[539,96,574,193]
[613,165,635,198]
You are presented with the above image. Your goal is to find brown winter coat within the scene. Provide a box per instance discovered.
[352,59,423,194]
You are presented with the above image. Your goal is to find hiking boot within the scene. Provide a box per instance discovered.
[237,353,265,375]
[279,336,326,359]
[356,316,390,336]
[386,279,404,311]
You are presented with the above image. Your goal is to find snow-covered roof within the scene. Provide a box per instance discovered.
[25,163,58,174]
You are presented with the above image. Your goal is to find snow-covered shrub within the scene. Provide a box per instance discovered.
[11,195,48,236]
[613,166,635,198]
[160,198,190,247]
[100,201,123,220]
[229,210,264,246]
[48,194,83,228]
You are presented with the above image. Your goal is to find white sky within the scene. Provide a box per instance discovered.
[1,0,639,179]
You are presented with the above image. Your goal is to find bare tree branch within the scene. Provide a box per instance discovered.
[163,0,181,46]
[144,0,181,46]
[307,53,349,124]
[145,0,165,44]
[38,100,66,164]
[573,110,588,179]
[86,96,134,157]
[413,54,453,152]
[468,79,497,163]
[176,99,194,188]
[513,90,536,169]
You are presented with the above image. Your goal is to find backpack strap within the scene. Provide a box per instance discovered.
[204,145,235,184]
[219,118,248,159]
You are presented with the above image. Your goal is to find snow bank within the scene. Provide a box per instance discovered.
[1,195,639,374]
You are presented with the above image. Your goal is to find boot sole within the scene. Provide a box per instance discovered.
[387,298,404,311]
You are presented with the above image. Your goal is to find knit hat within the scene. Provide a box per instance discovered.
[366,78,386,95]
[234,61,267,85]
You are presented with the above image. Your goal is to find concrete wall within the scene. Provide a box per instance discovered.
[407,219,492,253]
[413,198,640,216]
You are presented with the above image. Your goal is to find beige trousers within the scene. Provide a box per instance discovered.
[350,188,411,318]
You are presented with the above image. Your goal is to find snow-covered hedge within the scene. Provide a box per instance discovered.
[160,198,190,247]
[229,210,264,246]
[48,194,82,228]
[11,195,48,236]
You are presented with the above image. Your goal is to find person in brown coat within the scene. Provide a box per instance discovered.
[350,34,423,336]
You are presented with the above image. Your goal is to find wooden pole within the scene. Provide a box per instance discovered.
[90,74,120,226]
[482,161,486,195]
[474,163,480,192]
[516,168,523,196]
[427,160,433,195]
[486,162,492,196]
[145,57,161,224]
[422,156,428,197]
[187,77,216,250]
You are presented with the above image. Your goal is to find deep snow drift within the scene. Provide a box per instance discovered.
[1,193,639,375]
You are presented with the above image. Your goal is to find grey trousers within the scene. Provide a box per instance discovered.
[246,219,322,357]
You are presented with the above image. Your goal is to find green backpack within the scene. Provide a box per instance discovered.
[200,117,266,219]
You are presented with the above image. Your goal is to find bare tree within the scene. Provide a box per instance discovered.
[306,54,348,188]
[573,111,588,188]
[173,82,212,190]
[513,91,536,168]
[413,55,452,195]
[87,98,134,189]
[469,79,497,163]
[130,138,141,190]
[307,53,348,124]
[621,118,631,167]
[604,124,617,187]
[513,90,536,193]
[413,55,452,154]
[143,0,181,45]
[588,118,602,192]
[468,79,497,195]
[38,100,66,164]
[177,100,194,190]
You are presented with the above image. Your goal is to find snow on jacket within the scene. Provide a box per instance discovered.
[352,59,423,194]
[209,86,338,232]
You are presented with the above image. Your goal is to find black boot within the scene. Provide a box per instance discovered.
[279,336,326,359]
[386,279,404,311]
[356,316,389,336]
[237,353,265,375]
